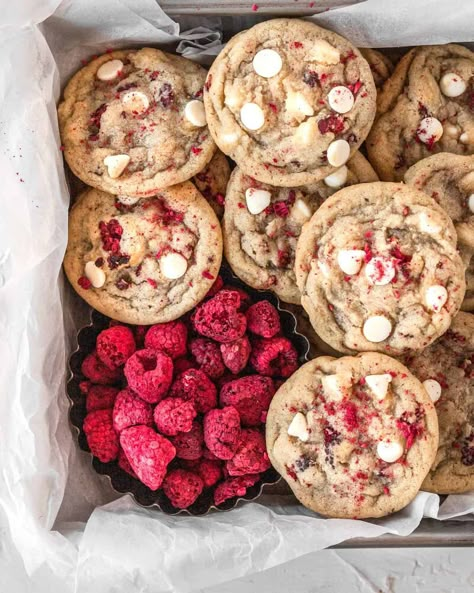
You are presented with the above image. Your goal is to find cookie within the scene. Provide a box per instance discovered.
[192,150,231,218]
[367,45,474,181]
[58,48,215,196]
[295,182,466,355]
[223,152,378,304]
[64,183,222,324]
[204,19,376,187]
[404,153,474,310]
[403,312,474,494]
[359,48,394,89]
[266,352,438,518]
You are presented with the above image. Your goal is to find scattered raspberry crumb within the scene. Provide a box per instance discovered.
[112,388,154,433]
[154,397,197,436]
[214,474,260,506]
[81,351,122,385]
[78,276,92,290]
[163,469,204,509]
[250,337,298,377]
[251,3,258,11]
[226,429,271,476]
[96,325,136,369]
[86,385,119,412]
[83,409,119,463]
[124,348,173,403]
[202,270,215,280]
[203,406,241,460]
[246,300,281,338]
[144,321,187,359]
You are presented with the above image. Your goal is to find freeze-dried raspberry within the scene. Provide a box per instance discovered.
[118,447,138,478]
[203,406,241,460]
[216,373,237,390]
[192,458,223,488]
[170,421,204,460]
[220,336,251,374]
[205,275,224,298]
[202,448,220,461]
[246,301,281,338]
[162,469,204,509]
[81,351,122,385]
[154,397,197,436]
[214,474,260,506]
[83,408,119,463]
[190,338,225,379]
[144,321,188,359]
[173,357,197,375]
[222,285,252,311]
[169,369,217,413]
[219,375,275,426]
[86,385,119,412]
[96,325,136,369]
[250,337,298,377]
[113,388,154,433]
[226,429,270,476]
[120,425,176,490]
[193,290,247,343]
[133,325,148,348]
[124,348,173,404]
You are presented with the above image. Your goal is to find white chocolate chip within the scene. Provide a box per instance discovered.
[365,257,396,286]
[252,49,283,78]
[117,195,140,206]
[121,91,149,113]
[423,379,442,403]
[287,412,309,442]
[285,91,314,116]
[460,132,470,144]
[363,315,392,343]
[245,188,271,215]
[376,439,404,463]
[419,212,442,234]
[324,165,348,188]
[417,117,443,145]
[467,194,474,213]
[240,103,265,131]
[103,154,130,178]
[365,374,392,401]
[84,261,106,288]
[425,285,448,311]
[295,118,318,145]
[321,374,351,401]
[294,198,312,221]
[328,86,354,114]
[159,252,188,280]
[307,39,340,65]
[337,249,365,275]
[439,72,466,98]
[96,59,124,81]
[221,131,240,146]
[184,100,207,127]
[327,139,350,167]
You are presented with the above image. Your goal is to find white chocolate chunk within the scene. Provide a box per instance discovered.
[184,100,206,127]
[307,39,340,65]
[467,194,474,213]
[84,261,106,288]
[363,315,392,343]
[96,59,124,81]
[417,117,443,145]
[103,154,130,178]
[324,165,348,188]
[240,103,265,130]
[294,198,312,221]
[117,195,140,206]
[121,90,149,113]
[365,374,392,401]
[460,132,470,144]
[423,379,442,403]
[377,439,404,463]
[327,139,350,167]
[285,91,314,116]
[439,72,466,98]
[245,188,271,214]
[337,249,365,275]
[425,285,448,311]
[221,131,240,146]
[445,124,459,138]
[328,86,354,114]
[287,412,309,442]
[159,252,188,279]
[365,257,396,286]
[418,212,442,234]
[252,49,283,78]
[321,374,351,401]
[295,118,318,145]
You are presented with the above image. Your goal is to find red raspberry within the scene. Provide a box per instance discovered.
[162,469,204,509]
[170,421,204,460]
[190,338,225,379]
[173,357,197,375]
[81,351,122,385]
[220,336,251,374]
[83,409,119,463]
[205,275,224,298]
[154,397,197,436]
[246,301,281,338]
[203,406,241,460]
[86,385,119,412]
[118,447,138,478]
[193,290,247,343]
[226,429,270,476]
[219,375,275,426]
[96,325,136,369]
[120,425,176,490]
[222,286,252,311]
[169,369,217,413]
[214,474,260,506]
[250,337,298,377]
[144,321,188,359]
[124,348,173,404]
[113,388,154,433]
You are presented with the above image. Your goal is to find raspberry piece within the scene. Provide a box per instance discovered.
[86,385,119,412]
[118,447,138,478]
[220,336,251,374]
[192,458,223,488]
[173,357,197,375]
[214,474,260,506]
[222,286,252,311]
[190,338,225,379]
[120,425,175,490]
[193,290,247,343]
[83,409,119,463]
[154,397,197,436]
[250,337,298,377]
[203,406,241,460]
[96,326,136,369]
[124,349,173,403]
[219,375,275,426]
[81,351,122,385]
[144,321,188,359]
[246,301,281,338]
[170,421,204,460]
[169,369,217,413]
[113,388,154,433]
[226,429,270,476]
[205,275,224,298]
[162,469,204,509]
